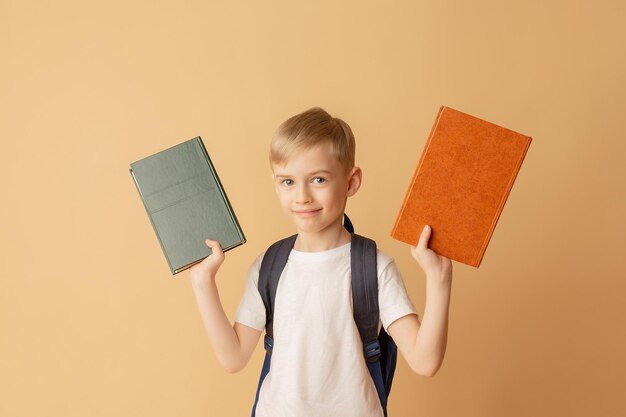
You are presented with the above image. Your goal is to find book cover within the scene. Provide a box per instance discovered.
[130,136,246,275]
[391,106,532,268]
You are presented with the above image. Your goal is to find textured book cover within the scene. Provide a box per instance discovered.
[391,106,532,268]
[130,136,246,275]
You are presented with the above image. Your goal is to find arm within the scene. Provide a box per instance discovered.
[388,225,452,377]
[189,240,262,373]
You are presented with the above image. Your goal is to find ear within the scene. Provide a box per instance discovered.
[346,166,362,197]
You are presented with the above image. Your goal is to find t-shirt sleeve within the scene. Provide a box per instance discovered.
[377,251,419,333]
[234,253,267,332]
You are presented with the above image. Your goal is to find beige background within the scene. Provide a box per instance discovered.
[2,1,625,416]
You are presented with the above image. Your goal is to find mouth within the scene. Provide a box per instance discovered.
[292,209,322,217]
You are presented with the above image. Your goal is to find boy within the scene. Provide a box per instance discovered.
[190,107,453,417]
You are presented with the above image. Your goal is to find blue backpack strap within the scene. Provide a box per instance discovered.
[351,234,397,417]
[351,234,380,347]
[343,213,355,234]
[258,234,298,343]
[252,234,297,416]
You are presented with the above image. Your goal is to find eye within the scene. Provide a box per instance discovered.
[312,177,327,184]
[281,179,294,186]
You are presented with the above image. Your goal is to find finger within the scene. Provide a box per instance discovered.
[417,224,431,252]
[204,239,224,255]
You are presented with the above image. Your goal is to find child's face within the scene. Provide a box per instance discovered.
[271,142,360,236]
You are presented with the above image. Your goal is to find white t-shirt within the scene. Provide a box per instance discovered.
[235,241,418,417]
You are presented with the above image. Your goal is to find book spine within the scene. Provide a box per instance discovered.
[194,137,247,247]
[391,105,446,242]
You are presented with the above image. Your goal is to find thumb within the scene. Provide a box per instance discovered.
[417,224,431,252]
[205,239,224,256]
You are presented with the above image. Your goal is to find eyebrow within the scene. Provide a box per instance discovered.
[274,170,333,179]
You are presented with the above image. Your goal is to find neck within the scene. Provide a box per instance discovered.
[294,221,352,252]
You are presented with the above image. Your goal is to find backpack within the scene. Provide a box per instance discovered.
[251,215,398,417]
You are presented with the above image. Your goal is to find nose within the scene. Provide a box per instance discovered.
[296,183,313,204]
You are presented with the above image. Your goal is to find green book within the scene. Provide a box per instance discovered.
[129,136,246,275]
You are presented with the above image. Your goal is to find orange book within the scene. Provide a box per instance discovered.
[391,106,532,268]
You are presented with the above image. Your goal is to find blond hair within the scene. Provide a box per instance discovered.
[270,107,355,172]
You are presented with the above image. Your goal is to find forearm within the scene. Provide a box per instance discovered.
[192,279,243,372]
[413,272,452,376]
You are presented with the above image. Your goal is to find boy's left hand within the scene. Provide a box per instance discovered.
[410,225,452,281]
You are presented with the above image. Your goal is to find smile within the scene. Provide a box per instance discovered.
[293,209,322,217]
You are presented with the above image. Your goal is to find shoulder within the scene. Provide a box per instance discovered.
[355,234,395,270]
[375,247,395,269]
[352,234,398,276]
[375,247,400,278]
[245,250,267,286]
[251,250,266,270]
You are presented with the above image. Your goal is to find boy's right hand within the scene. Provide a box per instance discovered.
[190,239,225,288]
